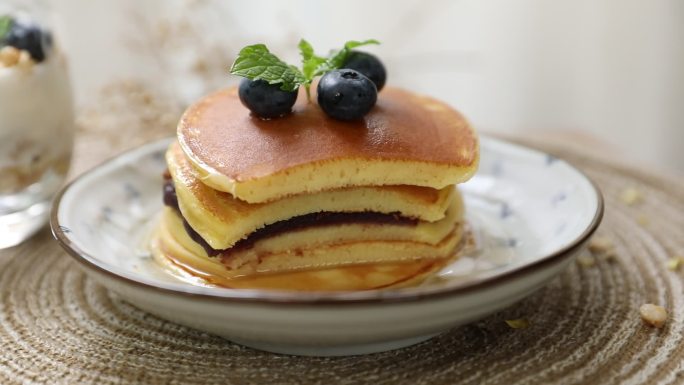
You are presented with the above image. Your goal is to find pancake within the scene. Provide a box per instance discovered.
[163,187,462,259]
[153,244,450,291]
[167,141,456,250]
[178,86,478,203]
[152,207,463,283]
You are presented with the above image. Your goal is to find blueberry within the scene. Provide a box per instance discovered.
[344,51,387,91]
[238,78,298,119]
[162,179,178,210]
[317,69,377,121]
[4,21,52,62]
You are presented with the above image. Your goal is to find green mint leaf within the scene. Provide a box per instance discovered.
[344,39,380,50]
[0,16,12,41]
[298,39,315,61]
[299,39,326,83]
[326,39,380,71]
[230,44,305,92]
[298,39,327,80]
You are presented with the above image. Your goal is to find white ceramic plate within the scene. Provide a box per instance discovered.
[51,136,603,356]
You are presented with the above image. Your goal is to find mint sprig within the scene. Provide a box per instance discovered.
[230,44,305,92]
[298,39,327,80]
[319,39,380,74]
[0,16,12,41]
[297,39,328,99]
[230,39,380,99]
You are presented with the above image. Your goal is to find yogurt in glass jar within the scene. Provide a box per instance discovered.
[0,8,74,248]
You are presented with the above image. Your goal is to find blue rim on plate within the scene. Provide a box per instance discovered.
[50,137,604,305]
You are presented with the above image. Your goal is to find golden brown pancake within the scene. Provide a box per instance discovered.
[167,141,457,250]
[151,207,463,289]
[160,193,462,271]
[178,86,478,203]
[153,244,451,291]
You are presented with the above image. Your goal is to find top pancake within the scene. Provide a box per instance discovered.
[178,86,478,203]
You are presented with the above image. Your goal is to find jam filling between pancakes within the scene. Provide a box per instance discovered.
[162,177,418,258]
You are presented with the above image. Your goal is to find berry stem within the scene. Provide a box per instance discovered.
[304,83,312,102]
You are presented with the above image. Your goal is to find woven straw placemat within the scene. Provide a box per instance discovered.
[1,98,683,384]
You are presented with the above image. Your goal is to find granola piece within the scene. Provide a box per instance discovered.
[620,187,643,205]
[505,319,530,329]
[636,214,650,226]
[639,304,667,328]
[589,236,614,254]
[0,46,21,67]
[577,254,596,268]
[16,50,35,71]
[666,256,684,271]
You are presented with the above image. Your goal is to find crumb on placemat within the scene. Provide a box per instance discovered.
[602,250,617,261]
[620,187,643,206]
[667,256,684,271]
[589,236,614,254]
[636,214,650,226]
[577,254,596,268]
[640,304,667,328]
[505,319,530,329]
[588,236,618,261]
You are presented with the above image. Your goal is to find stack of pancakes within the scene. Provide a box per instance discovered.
[153,87,479,291]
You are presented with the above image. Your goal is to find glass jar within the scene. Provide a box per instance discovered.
[0,2,74,248]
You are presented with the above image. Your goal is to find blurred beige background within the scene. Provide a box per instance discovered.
[52,0,684,174]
